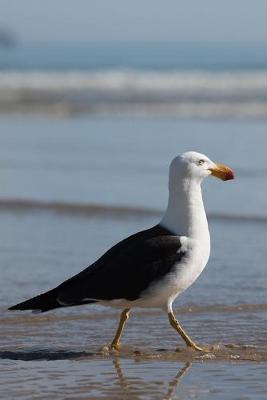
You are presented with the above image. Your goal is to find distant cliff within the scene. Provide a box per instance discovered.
[0,28,16,47]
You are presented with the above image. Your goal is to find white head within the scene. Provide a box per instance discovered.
[162,151,234,235]
[169,151,234,185]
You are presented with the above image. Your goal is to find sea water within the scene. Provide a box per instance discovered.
[0,117,266,399]
[2,42,267,118]
[0,42,267,399]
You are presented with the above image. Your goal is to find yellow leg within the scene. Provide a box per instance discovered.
[110,308,131,350]
[168,311,204,351]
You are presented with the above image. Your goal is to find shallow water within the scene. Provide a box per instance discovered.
[1,209,267,309]
[1,357,267,400]
[0,116,267,217]
[1,116,267,398]
[1,208,267,398]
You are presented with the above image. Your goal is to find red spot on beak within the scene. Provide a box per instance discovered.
[209,164,235,181]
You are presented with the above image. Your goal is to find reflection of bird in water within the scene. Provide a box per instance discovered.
[112,357,192,400]
[164,362,192,400]
[9,152,234,351]
[113,358,130,392]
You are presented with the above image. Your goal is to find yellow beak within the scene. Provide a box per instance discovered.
[209,163,234,181]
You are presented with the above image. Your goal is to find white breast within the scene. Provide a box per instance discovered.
[130,236,209,310]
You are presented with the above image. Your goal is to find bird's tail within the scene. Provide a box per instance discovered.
[8,287,64,313]
[8,286,96,313]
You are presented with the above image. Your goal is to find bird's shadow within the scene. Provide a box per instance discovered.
[0,349,94,361]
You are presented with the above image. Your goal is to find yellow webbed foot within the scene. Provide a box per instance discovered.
[187,343,208,352]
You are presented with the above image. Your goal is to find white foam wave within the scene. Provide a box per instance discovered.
[2,70,267,118]
[1,70,267,93]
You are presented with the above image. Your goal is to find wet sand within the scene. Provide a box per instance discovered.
[2,307,267,399]
[2,307,267,362]
[2,292,267,399]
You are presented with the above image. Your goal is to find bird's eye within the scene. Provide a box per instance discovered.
[198,159,205,165]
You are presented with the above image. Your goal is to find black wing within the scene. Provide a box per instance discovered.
[9,224,186,312]
[57,224,185,304]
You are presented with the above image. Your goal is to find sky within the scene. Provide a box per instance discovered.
[1,0,267,43]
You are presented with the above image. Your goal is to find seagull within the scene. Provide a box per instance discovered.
[9,151,234,351]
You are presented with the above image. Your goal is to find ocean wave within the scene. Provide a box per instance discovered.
[2,69,267,93]
[2,70,267,117]
[0,198,267,223]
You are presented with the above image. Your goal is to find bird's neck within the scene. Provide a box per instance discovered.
[161,178,210,242]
